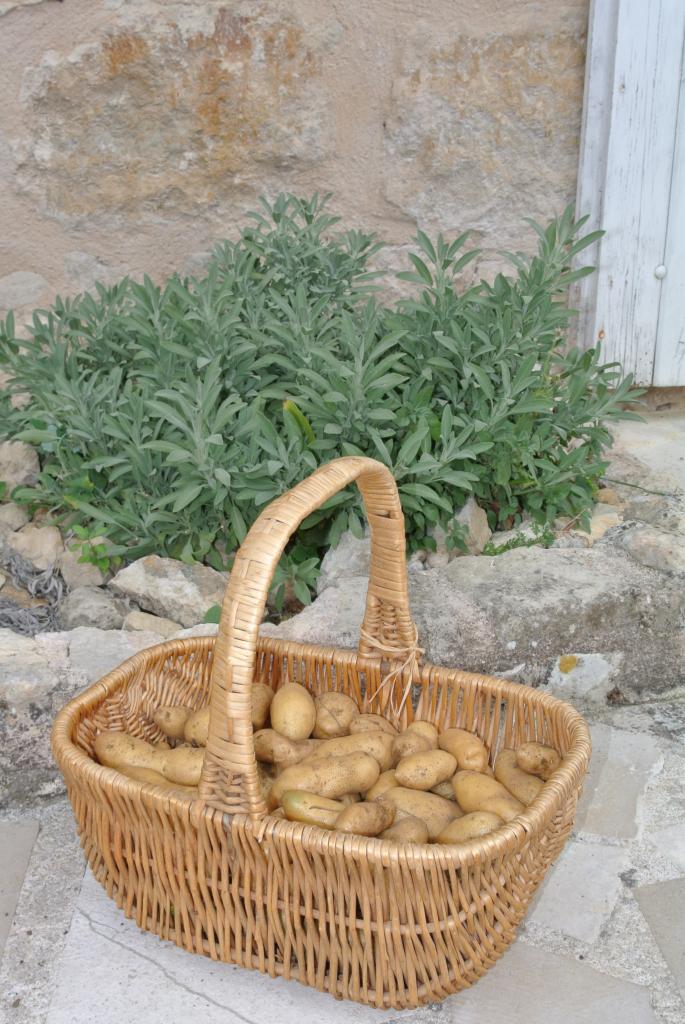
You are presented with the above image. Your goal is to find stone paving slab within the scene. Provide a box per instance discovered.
[635,878,685,1002]
[527,839,629,943]
[44,872,660,1024]
[0,820,38,956]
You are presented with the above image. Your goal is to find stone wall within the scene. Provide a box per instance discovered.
[0,0,588,322]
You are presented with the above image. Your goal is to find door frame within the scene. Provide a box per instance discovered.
[574,0,685,385]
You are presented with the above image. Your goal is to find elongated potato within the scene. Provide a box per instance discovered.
[334,800,395,837]
[281,790,345,828]
[269,752,380,808]
[395,750,457,791]
[391,731,432,764]
[184,706,209,746]
[516,741,561,781]
[304,732,394,771]
[404,721,439,747]
[366,769,397,801]
[439,728,489,772]
[253,729,320,767]
[349,714,398,736]
[94,731,160,772]
[119,765,170,786]
[313,691,358,738]
[270,682,316,741]
[252,682,274,730]
[381,815,429,844]
[436,811,503,844]
[494,749,544,805]
[452,770,524,822]
[158,746,205,786]
[384,787,461,841]
[153,706,192,741]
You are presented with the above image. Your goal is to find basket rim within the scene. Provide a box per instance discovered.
[52,634,592,870]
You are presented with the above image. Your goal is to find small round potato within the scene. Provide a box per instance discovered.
[516,741,561,781]
[313,691,359,738]
[281,790,345,829]
[436,811,503,844]
[349,714,397,736]
[395,750,457,791]
[153,706,192,741]
[253,729,321,767]
[439,728,489,772]
[404,721,439,747]
[381,815,429,844]
[334,800,395,837]
[270,682,316,741]
[305,731,394,772]
[365,769,398,801]
[269,752,380,809]
[184,706,210,746]
[384,787,461,841]
[252,683,274,730]
[494,749,544,805]
[158,746,205,787]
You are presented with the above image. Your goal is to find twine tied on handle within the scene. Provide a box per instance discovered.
[359,624,424,716]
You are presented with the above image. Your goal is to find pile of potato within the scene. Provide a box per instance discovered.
[92,680,561,845]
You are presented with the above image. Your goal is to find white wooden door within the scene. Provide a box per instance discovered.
[576,0,685,385]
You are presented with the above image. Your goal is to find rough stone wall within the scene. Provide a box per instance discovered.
[0,0,588,323]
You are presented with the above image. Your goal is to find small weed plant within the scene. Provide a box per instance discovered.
[0,194,641,606]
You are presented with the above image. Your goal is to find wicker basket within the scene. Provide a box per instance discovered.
[52,456,591,1010]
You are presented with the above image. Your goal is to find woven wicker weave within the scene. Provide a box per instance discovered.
[52,456,591,1009]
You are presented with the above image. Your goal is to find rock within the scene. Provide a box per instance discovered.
[596,487,622,506]
[552,532,591,549]
[407,550,426,573]
[266,545,685,700]
[123,610,182,638]
[425,547,450,569]
[635,878,685,1001]
[0,271,49,314]
[452,496,492,555]
[0,572,4,590]
[109,555,227,628]
[0,441,39,491]
[0,502,30,531]
[546,652,623,705]
[620,525,685,573]
[0,627,163,807]
[316,531,370,594]
[621,492,685,534]
[589,503,622,542]
[8,523,63,570]
[56,587,126,630]
[56,546,105,589]
[488,521,541,550]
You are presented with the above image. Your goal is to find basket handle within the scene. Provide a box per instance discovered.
[199,456,418,817]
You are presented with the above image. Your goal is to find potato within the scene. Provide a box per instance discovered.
[153,706,192,741]
[436,811,503,844]
[349,714,397,736]
[516,741,561,781]
[430,779,457,800]
[252,683,274,730]
[404,721,439,748]
[384,787,461,841]
[391,731,432,764]
[158,746,205,787]
[154,739,172,751]
[304,732,394,771]
[494,749,544,805]
[281,790,345,828]
[395,750,457,791]
[334,800,395,837]
[365,769,397,801]
[270,682,316,740]
[119,765,170,786]
[269,752,380,809]
[438,728,489,772]
[313,691,358,738]
[381,815,429,844]
[257,762,275,803]
[94,731,160,772]
[452,770,524,822]
[339,792,361,805]
[184,706,209,746]
[253,729,321,767]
